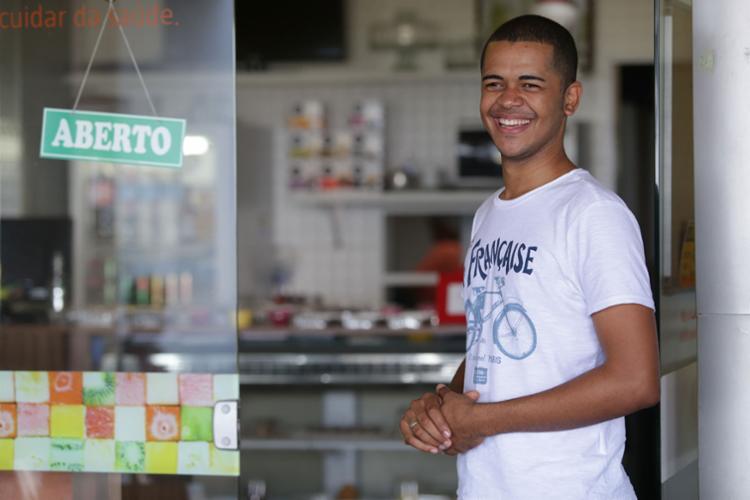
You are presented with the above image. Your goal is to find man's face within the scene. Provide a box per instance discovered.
[480,41,580,164]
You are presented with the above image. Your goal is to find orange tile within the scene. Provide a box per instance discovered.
[146,406,180,442]
[49,372,83,405]
[0,404,16,439]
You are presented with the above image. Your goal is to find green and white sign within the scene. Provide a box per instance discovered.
[40,108,186,168]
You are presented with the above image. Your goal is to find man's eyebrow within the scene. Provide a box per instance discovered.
[481,74,546,82]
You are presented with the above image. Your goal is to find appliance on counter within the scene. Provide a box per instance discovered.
[455,127,503,189]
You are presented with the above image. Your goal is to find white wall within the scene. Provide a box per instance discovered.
[578,0,654,188]
[237,74,479,308]
[347,0,476,72]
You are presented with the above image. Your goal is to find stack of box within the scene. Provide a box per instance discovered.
[287,99,385,191]
[287,100,326,190]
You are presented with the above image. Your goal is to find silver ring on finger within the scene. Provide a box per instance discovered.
[408,420,419,430]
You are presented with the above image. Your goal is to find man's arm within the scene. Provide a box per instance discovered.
[440,304,659,446]
[447,358,465,393]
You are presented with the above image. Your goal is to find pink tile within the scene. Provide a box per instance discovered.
[17,403,50,437]
[178,374,213,406]
[115,373,145,406]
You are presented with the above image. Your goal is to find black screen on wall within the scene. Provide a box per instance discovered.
[0,218,72,290]
[235,0,346,68]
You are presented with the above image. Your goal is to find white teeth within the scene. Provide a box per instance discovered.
[498,118,530,126]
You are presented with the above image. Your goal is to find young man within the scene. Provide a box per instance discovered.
[399,15,659,499]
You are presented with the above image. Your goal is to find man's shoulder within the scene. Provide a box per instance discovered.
[550,169,629,221]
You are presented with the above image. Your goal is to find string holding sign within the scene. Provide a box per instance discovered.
[73,0,158,117]
[41,0,186,168]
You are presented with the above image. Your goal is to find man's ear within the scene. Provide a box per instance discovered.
[563,81,582,116]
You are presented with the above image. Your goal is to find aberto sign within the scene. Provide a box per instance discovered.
[40,108,185,168]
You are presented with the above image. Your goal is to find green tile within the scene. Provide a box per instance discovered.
[83,372,115,406]
[180,406,213,442]
[50,438,84,472]
[115,441,145,473]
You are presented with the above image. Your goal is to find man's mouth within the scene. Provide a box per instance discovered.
[495,118,532,131]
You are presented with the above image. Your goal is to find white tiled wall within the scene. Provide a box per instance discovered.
[237,75,480,308]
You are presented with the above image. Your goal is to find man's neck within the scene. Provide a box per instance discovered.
[499,150,576,200]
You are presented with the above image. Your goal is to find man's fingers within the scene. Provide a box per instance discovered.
[415,412,450,448]
[465,390,481,401]
[426,407,452,440]
[399,419,439,454]
[436,384,452,398]
[412,425,444,448]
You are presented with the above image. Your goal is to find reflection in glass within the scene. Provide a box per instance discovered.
[0,0,237,497]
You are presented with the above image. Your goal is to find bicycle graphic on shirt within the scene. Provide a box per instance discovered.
[465,277,537,360]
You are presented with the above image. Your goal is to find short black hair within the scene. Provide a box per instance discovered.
[480,15,578,87]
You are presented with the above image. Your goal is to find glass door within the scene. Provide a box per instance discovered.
[656,0,698,498]
[0,1,239,498]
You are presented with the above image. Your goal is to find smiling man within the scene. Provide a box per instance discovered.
[399,15,659,499]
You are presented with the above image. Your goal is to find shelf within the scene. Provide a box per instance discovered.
[240,325,466,340]
[291,189,494,215]
[237,68,478,87]
[242,436,415,452]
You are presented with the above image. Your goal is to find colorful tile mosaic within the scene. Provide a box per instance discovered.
[0,370,238,476]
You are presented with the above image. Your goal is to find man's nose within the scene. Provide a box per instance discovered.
[497,88,523,109]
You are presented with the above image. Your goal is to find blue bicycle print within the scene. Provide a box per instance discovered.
[465,277,537,360]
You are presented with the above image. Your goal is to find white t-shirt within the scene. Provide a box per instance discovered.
[458,168,654,500]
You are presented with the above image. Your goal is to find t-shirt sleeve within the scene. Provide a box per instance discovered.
[569,201,655,316]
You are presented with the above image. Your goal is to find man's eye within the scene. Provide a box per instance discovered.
[522,83,540,90]
[485,82,501,90]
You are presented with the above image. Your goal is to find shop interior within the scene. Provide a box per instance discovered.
[0,0,696,498]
